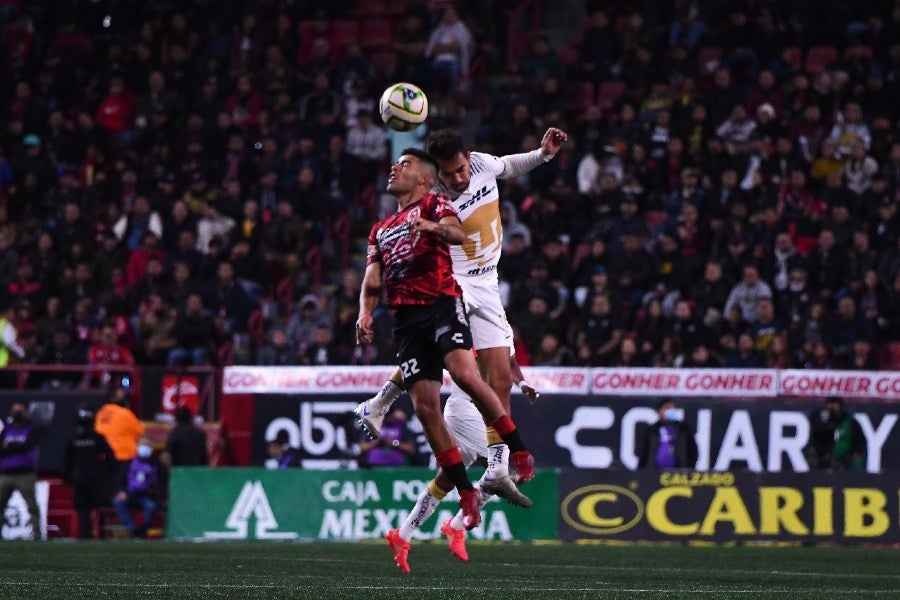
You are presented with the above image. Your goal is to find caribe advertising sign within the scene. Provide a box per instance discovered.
[558,470,900,543]
[167,467,558,541]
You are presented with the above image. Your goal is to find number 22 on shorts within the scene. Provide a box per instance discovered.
[400,358,420,378]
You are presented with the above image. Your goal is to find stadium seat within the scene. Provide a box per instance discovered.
[804,45,838,75]
[565,80,595,118]
[346,0,385,16]
[697,46,724,74]
[360,19,393,50]
[843,44,874,61]
[569,242,591,272]
[304,245,323,287]
[597,80,626,112]
[330,20,360,47]
[782,46,803,71]
[369,49,398,77]
[247,308,265,349]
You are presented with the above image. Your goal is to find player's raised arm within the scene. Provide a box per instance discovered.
[496,127,568,179]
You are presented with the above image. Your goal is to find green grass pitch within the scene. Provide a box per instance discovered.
[0,540,896,599]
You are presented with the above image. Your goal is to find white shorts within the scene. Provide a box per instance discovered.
[458,276,514,354]
[444,394,488,467]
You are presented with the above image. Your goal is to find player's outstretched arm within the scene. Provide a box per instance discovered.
[497,127,568,179]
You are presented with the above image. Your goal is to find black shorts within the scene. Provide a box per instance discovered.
[393,295,473,386]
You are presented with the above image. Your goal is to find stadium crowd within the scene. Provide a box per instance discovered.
[0,0,897,381]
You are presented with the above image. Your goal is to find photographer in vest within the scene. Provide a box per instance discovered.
[0,403,42,539]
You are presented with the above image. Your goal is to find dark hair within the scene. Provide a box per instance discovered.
[399,147,438,177]
[424,130,467,162]
[655,397,675,410]
[175,406,193,424]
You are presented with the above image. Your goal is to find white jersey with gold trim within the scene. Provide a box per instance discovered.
[448,151,506,280]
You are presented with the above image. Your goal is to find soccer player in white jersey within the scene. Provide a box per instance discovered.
[355,127,567,504]
[385,376,539,573]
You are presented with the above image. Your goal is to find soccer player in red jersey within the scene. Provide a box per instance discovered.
[356,149,534,569]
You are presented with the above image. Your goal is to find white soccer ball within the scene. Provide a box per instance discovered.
[379,82,428,131]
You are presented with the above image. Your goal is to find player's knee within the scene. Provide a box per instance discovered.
[411,396,441,422]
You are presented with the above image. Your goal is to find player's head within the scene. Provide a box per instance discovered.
[387,148,438,195]
[425,130,471,194]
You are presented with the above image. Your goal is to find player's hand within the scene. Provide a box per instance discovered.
[411,217,435,234]
[355,313,374,344]
[540,127,568,158]
[520,382,540,404]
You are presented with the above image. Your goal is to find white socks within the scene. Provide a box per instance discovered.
[398,489,440,541]
[371,380,402,413]
[484,443,510,480]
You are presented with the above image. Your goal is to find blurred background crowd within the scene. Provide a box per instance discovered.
[0,0,897,383]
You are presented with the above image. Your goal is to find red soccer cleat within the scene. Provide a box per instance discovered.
[385,528,411,573]
[459,488,482,531]
[440,519,469,562]
[510,451,535,484]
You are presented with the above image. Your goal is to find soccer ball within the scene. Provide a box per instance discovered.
[379,82,428,131]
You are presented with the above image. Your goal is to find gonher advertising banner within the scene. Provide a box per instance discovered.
[223,366,899,399]
[167,468,557,541]
[511,394,900,473]
[558,470,900,544]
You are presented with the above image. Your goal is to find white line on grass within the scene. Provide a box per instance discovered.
[494,562,900,581]
[0,583,896,595]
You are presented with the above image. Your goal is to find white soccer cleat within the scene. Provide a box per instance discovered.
[354,398,389,439]
[480,475,533,508]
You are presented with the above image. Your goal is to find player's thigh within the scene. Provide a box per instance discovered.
[445,397,488,466]
[465,285,514,354]
[474,346,513,392]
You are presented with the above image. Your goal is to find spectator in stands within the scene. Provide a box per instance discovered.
[724,265,773,323]
[828,102,871,156]
[112,435,164,539]
[637,398,697,470]
[264,432,302,469]
[0,1,895,375]
[358,408,415,468]
[425,6,475,96]
[85,325,135,389]
[63,405,115,539]
[257,326,298,366]
[167,293,215,367]
[0,403,42,539]
[206,261,252,336]
[828,295,875,363]
[0,302,26,377]
[163,406,208,467]
[113,196,164,252]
